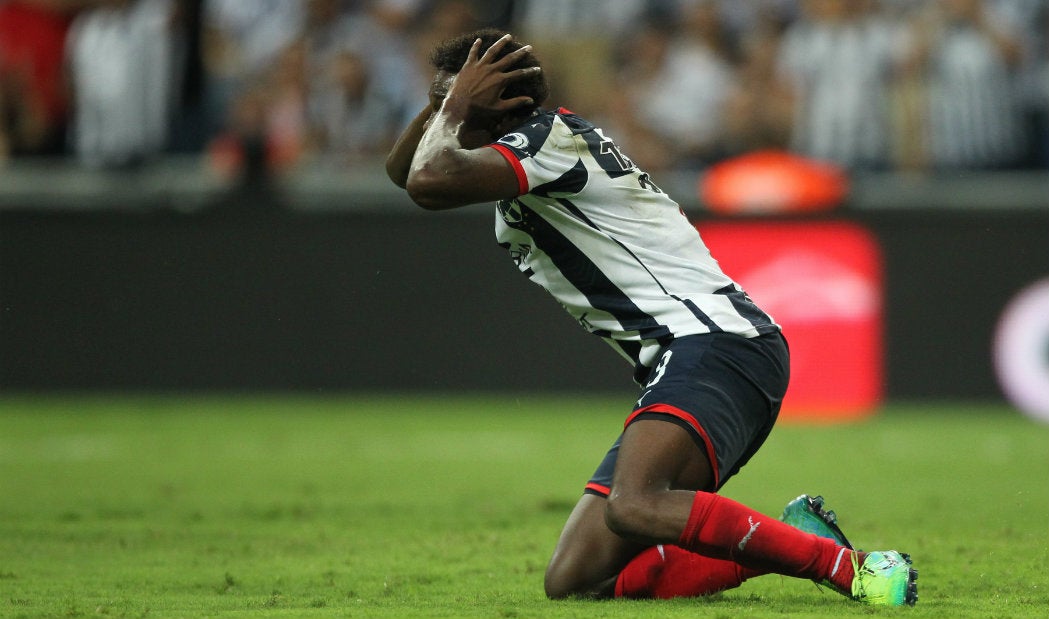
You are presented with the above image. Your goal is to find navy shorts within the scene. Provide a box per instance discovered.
[585,331,789,496]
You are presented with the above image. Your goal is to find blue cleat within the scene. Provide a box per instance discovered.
[780,494,854,549]
[781,495,918,606]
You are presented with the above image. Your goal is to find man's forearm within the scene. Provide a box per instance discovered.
[386,105,434,188]
[404,96,506,210]
[408,96,472,185]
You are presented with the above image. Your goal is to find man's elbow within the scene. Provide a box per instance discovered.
[407,191,448,211]
[386,164,407,189]
[406,176,457,210]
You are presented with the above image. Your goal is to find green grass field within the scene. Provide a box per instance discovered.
[0,394,1046,618]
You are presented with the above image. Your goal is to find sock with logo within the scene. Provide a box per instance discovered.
[614,543,764,598]
[677,491,854,585]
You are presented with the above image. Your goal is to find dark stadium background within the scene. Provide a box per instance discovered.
[2,168,1046,402]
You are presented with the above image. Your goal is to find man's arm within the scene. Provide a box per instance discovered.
[404,36,540,211]
[385,105,432,189]
[405,100,522,210]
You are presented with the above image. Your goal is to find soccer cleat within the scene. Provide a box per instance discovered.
[780,494,854,549]
[850,550,919,606]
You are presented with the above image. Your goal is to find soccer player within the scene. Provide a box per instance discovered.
[386,29,917,606]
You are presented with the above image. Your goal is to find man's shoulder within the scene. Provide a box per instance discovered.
[508,108,595,138]
[494,108,592,158]
[550,107,596,135]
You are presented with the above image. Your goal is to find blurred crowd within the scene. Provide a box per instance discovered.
[1,0,1047,177]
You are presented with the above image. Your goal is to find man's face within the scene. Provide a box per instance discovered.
[428,70,455,114]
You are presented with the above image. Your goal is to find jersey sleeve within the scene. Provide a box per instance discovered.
[488,143,529,195]
[486,114,581,197]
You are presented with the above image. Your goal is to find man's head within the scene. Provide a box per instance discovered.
[428,28,549,118]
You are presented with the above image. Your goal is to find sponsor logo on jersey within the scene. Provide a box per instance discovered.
[498,133,529,150]
[508,243,531,266]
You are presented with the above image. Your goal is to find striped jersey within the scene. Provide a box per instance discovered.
[776,16,900,169]
[925,18,1025,169]
[487,108,779,376]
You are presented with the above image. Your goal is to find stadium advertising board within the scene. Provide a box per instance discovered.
[697,221,884,421]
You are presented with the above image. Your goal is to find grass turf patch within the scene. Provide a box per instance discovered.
[0,394,1046,618]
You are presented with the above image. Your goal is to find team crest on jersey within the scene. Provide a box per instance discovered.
[498,133,529,150]
[498,199,524,224]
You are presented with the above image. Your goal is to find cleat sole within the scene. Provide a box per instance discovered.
[803,495,853,550]
[905,568,919,606]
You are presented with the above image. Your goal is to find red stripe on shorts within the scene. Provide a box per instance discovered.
[585,482,611,497]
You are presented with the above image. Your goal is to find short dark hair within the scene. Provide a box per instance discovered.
[429,28,549,109]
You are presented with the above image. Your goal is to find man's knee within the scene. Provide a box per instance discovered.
[544,552,615,599]
[604,492,649,541]
[606,487,701,545]
[543,560,577,599]
[543,493,628,599]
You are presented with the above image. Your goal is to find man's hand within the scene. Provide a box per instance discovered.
[441,34,542,122]
[401,33,540,210]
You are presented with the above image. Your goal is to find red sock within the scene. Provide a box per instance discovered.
[678,492,855,585]
[615,544,764,599]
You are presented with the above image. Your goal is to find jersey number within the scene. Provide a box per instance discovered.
[599,139,634,172]
[646,350,673,387]
[598,139,663,193]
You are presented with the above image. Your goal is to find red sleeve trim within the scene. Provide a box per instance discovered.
[584,482,611,497]
[624,404,720,489]
[488,143,528,195]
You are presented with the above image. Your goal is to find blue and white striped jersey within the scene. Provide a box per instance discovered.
[487,108,779,374]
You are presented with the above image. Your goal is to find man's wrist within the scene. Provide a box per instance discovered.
[440,94,472,122]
